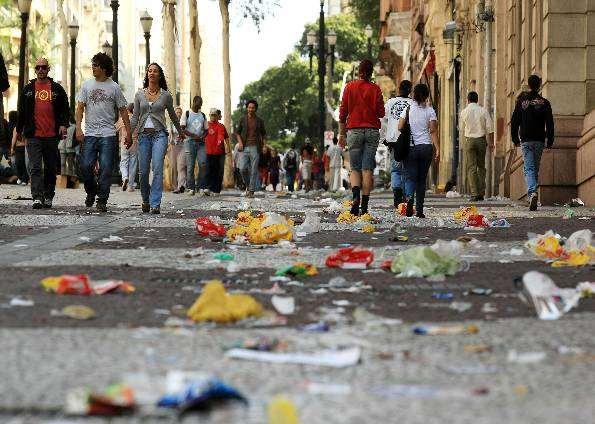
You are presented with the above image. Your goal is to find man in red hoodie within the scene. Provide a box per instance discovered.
[339,60,385,215]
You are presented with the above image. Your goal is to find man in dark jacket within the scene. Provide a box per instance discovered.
[511,74,554,211]
[235,99,266,197]
[16,58,70,209]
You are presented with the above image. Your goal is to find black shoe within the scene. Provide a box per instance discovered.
[350,202,360,216]
[471,195,484,202]
[529,193,538,211]
[96,202,107,213]
[405,197,414,217]
[42,198,53,209]
[415,212,426,218]
[142,202,150,213]
[179,186,185,193]
[85,195,95,208]
[32,199,43,209]
[393,188,403,208]
[150,206,160,214]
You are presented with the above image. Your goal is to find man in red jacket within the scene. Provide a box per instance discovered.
[338,60,385,215]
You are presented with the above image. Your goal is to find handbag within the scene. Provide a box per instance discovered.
[394,106,412,161]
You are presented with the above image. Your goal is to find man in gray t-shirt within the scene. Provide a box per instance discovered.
[75,52,132,212]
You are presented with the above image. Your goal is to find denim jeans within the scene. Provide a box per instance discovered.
[81,136,117,202]
[404,144,433,213]
[138,130,168,208]
[240,144,260,192]
[185,140,207,191]
[521,141,544,196]
[390,149,405,191]
[285,168,296,192]
[120,146,138,188]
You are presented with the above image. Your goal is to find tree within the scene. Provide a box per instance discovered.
[348,0,380,35]
[56,0,68,87]
[188,0,202,99]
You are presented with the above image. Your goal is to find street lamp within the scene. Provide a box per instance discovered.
[140,10,153,67]
[102,41,112,57]
[364,24,373,58]
[17,0,32,107]
[306,1,338,155]
[110,1,119,82]
[68,18,79,115]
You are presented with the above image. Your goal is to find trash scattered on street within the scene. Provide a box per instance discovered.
[362,223,376,233]
[391,242,463,278]
[326,247,374,269]
[303,381,352,395]
[183,247,205,258]
[464,288,493,296]
[446,190,461,198]
[525,229,593,267]
[213,251,234,261]
[186,280,262,323]
[432,292,454,300]
[195,217,226,238]
[52,305,96,320]
[490,218,511,228]
[225,346,361,368]
[275,262,318,277]
[464,344,493,353]
[449,301,472,312]
[454,206,478,221]
[100,235,124,243]
[519,270,595,320]
[296,212,321,233]
[226,211,294,244]
[9,297,34,307]
[65,383,135,416]
[568,198,585,207]
[507,350,546,363]
[413,324,479,335]
[440,364,500,374]
[41,275,135,295]
[267,395,299,424]
[271,295,295,315]
[227,337,283,352]
[300,321,330,332]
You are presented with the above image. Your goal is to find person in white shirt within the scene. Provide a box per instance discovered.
[326,137,343,192]
[398,83,439,218]
[460,91,494,201]
[381,80,413,207]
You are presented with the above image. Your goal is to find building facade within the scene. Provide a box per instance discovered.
[377,0,594,205]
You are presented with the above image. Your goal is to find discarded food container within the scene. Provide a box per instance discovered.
[326,247,374,269]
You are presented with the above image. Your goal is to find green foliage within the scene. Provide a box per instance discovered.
[231,0,279,29]
[0,0,52,70]
[296,13,369,62]
[348,0,380,35]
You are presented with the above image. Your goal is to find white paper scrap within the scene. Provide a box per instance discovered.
[225,347,361,368]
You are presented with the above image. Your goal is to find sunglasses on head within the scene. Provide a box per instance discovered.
[35,65,48,71]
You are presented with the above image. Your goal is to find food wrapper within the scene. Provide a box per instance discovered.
[275,262,318,277]
[195,217,226,238]
[187,280,262,323]
[226,212,294,245]
[326,247,374,269]
[454,206,478,221]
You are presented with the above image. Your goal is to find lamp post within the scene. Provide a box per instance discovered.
[140,10,153,67]
[17,0,32,107]
[110,0,119,82]
[306,2,337,156]
[102,41,112,57]
[364,24,373,59]
[68,18,79,115]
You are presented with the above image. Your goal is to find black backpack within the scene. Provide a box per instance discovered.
[394,106,412,161]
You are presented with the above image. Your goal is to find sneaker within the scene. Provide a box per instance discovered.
[122,179,128,191]
[85,195,95,208]
[42,198,53,209]
[96,202,107,213]
[142,202,150,213]
[150,206,160,214]
[187,189,195,196]
[32,199,43,209]
[16,179,22,185]
[529,193,538,211]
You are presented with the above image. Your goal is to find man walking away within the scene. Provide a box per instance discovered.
[235,99,266,197]
[282,142,300,192]
[327,137,343,192]
[170,106,186,193]
[182,96,208,196]
[381,79,413,207]
[338,59,385,215]
[511,74,554,211]
[76,53,132,213]
[460,91,494,201]
[16,58,70,209]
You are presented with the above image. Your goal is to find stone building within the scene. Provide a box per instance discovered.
[377,0,594,205]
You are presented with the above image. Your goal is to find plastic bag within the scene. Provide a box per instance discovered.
[65,384,135,416]
[157,377,247,411]
[195,217,226,238]
[326,247,374,269]
[525,229,593,266]
[466,214,489,228]
[227,212,294,245]
[295,212,321,233]
[268,395,299,424]
[520,271,585,320]
[275,262,318,278]
[454,206,478,221]
[490,218,511,228]
[41,274,92,295]
[187,280,262,323]
[391,246,460,278]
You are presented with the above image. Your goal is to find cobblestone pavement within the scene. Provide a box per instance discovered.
[1,185,594,423]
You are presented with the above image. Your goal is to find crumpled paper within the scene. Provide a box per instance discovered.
[226,211,294,245]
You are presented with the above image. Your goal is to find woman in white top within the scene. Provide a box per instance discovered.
[398,83,439,218]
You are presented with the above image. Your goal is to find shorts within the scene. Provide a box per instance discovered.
[347,128,380,171]
[301,159,312,179]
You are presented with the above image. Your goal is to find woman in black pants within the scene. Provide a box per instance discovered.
[398,84,439,218]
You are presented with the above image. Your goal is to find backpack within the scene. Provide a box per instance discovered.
[185,110,206,140]
[285,150,297,169]
[393,106,412,162]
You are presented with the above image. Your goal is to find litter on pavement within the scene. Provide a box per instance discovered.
[225,346,361,368]
[525,229,593,267]
[325,247,374,269]
[187,280,262,323]
[41,275,135,295]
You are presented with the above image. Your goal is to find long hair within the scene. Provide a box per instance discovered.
[412,83,430,105]
[92,53,114,77]
[143,63,168,91]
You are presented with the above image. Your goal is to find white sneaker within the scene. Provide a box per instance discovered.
[203,189,211,196]
[187,189,195,196]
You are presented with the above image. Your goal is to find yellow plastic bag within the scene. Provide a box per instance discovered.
[187,280,263,323]
[454,206,478,221]
[551,251,591,267]
[268,395,299,424]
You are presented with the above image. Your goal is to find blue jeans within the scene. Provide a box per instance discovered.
[285,168,297,192]
[185,140,207,191]
[521,141,544,196]
[390,149,405,191]
[404,144,433,212]
[138,130,168,208]
[240,144,260,192]
[81,136,117,202]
